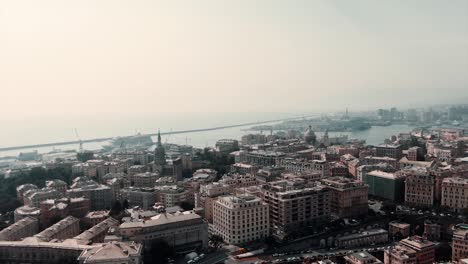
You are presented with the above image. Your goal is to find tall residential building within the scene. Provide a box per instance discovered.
[403,168,435,208]
[322,177,368,218]
[0,217,39,241]
[262,179,330,232]
[212,195,269,245]
[441,177,468,212]
[453,224,468,262]
[399,236,435,264]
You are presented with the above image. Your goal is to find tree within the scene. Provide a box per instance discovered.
[264,235,276,249]
[122,199,130,209]
[77,151,94,162]
[144,239,175,264]
[110,200,123,217]
[382,201,396,212]
[178,201,194,211]
[209,234,224,250]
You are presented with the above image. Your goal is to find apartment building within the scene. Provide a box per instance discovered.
[441,177,468,212]
[23,188,63,208]
[212,195,269,245]
[322,177,368,218]
[130,172,159,188]
[262,179,331,232]
[453,224,468,262]
[403,168,435,208]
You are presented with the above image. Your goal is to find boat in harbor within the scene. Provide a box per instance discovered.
[102,133,153,151]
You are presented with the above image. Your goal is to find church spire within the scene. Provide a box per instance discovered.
[157,129,162,145]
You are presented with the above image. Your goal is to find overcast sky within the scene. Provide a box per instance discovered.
[1,0,467,117]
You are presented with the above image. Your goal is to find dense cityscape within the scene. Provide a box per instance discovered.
[0,105,468,264]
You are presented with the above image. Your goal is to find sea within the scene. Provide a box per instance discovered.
[0,112,413,158]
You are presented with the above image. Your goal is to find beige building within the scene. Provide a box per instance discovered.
[322,177,368,218]
[155,185,188,207]
[130,172,159,188]
[399,236,435,264]
[441,177,468,212]
[403,168,435,208]
[75,217,120,244]
[34,216,80,242]
[121,187,157,210]
[262,179,330,232]
[423,220,440,241]
[78,241,142,264]
[196,182,231,223]
[119,212,208,251]
[16,184,38,202]
[212,195,269,245]
[384,244,417,264]
[68,179,113,211]
[45,180,68,195]
[453,225,468,262]
[345,252,382,264]
[23,188,63,208]
[218,173,259,191]
[0,240,92,264]
[0,217,39,241]
[389,221,410,239]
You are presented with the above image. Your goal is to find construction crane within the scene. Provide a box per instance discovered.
[74,128,83,153]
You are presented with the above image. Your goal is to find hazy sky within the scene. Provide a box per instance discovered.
[1,0,467,117]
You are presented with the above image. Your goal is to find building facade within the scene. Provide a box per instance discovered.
[212,195,269,245]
